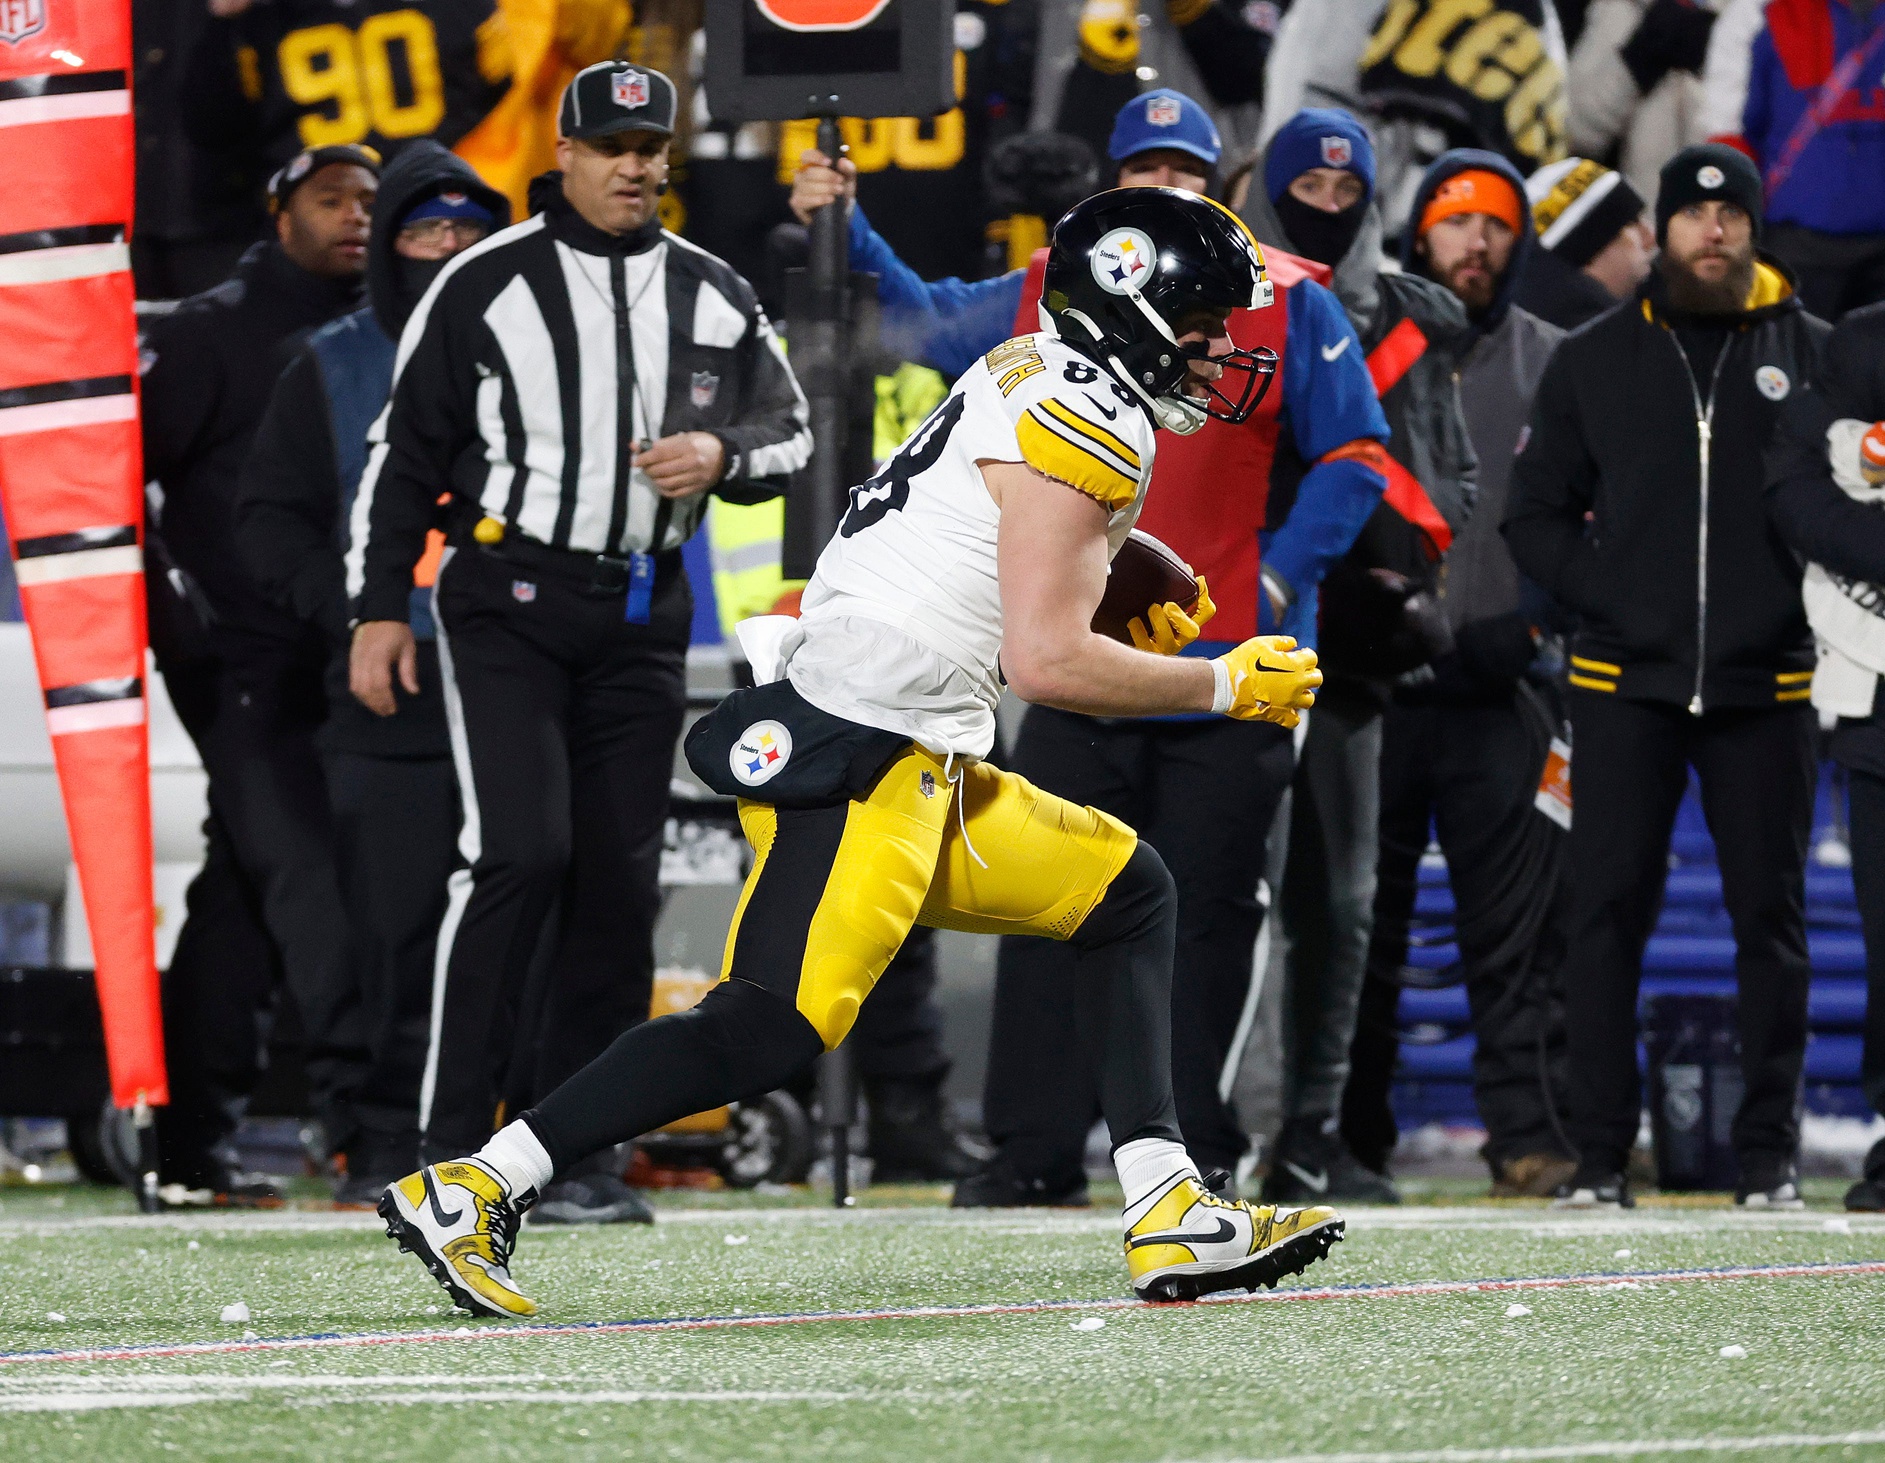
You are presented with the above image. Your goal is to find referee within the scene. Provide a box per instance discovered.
[348,62,811,1221]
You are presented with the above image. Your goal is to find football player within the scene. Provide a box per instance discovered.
[377,188,1342,1317]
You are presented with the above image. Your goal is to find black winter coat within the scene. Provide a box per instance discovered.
[140,240,364,664]
[1767,300,1885,772]
[1503,256,1829,711]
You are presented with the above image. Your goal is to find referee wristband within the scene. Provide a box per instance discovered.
[1210,656,1233,715]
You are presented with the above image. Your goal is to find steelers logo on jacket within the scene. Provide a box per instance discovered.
[732,720,794,787]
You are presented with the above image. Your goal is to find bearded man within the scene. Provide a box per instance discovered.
[1503,142,1830,1209]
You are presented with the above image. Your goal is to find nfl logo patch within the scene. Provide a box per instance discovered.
[512,579,537,604]
[690,371,720,408]
[1146,97,1181,127]
[1321,135,1353,167]
[613,68,650,110]
[920,770,937,800]
[0,0,47,46]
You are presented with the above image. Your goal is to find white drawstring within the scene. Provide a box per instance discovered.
[943,751,988,869]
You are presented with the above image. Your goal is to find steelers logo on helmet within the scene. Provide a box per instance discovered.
[731,720,793,787]
[1092,228,1158,296]
[1698,164,1726,190]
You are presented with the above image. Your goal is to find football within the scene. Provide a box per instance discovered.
[1092,529,1200,643]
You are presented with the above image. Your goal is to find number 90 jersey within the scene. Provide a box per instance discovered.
[798,331,1157,716]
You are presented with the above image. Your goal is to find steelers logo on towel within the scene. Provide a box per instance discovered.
[731,720,793,787]
[1093,228,1157,296]
[1755,365,1790,401]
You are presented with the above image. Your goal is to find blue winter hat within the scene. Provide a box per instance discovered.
[401,189,497,228]
[1108,88,1222,168]
[1263,108,1376,205]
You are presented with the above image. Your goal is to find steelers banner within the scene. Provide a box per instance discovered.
[0,0,166,1107]
[704,0,953,123]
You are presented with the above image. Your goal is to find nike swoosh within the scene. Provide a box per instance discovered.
[1282,1160,1330,1194]
[422,1169,464,1227]
[854,481,892,507]
[1127,1215,1239,1249]
[1087,397,1119,420]
[1320,338,1351,362]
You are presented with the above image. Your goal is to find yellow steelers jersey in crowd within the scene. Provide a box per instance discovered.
[183,0,628,214]
[786,330,1154,761]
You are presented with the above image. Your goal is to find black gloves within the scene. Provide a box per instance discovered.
[1621,0,1718,94]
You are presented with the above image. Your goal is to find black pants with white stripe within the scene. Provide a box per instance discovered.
[979,707,1295,1183]
[423,543,688,1158]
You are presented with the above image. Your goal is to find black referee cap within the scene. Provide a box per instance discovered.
[559,62,677,142]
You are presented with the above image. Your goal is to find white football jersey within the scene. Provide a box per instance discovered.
[788,332,1157,756]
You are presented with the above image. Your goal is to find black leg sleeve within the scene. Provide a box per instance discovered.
[1067,841,1184,1152]
[521,977,825,1175]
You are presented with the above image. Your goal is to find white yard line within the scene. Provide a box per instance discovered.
[1201,1434,1885,1462]
[5,1259,1882,1369]
[0,1385,884,1413]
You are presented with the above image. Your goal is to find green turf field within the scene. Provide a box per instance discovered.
[2,1183,1883,1461]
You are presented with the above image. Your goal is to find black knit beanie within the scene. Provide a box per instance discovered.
[1655,143,1763,243]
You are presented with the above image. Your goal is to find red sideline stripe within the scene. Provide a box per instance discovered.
[3,1258,1881,1368]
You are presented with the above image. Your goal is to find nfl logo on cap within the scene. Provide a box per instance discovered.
[1321,135,1353,167]
[1146,96,1181,127]
[613,68,650,109]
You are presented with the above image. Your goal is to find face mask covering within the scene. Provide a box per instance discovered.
[1274,190,1369,269]
[395,255,449,312]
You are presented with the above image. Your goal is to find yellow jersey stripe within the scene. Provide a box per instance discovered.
[1015,411,1138,510]
[1038,397,1142,470]
[1567,673,1617,693]
[1775,670,1814,684]
[1569,655,1622,676]
[1777,687,1813,702]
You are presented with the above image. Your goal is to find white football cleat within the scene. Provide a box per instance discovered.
[1125,1173,1344,1302]
[379,1159,539,1319]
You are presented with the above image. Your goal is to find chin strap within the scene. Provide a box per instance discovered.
[1054,306,1207,435]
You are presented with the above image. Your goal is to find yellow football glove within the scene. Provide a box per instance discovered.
[1128,575,1216,655]
[1212,636,1321,727]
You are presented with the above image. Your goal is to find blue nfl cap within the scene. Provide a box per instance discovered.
[1108,88,1221,168]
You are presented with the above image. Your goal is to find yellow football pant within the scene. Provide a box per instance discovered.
[723,744,1140,1049]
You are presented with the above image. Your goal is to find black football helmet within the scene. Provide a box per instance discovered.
[1041,187,1277,435]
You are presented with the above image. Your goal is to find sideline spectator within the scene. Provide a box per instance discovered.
[139,143,381,1206]
[1765,300,1885,1212]
[1504,143,1829,1208]
[1241,110,1478,1206]
[236,143,509,1204]
[1518,158,1658,328]
[348,64,810,1220]
[1261,0,1572,235]
[1703,0,1885,319]
[1568,0,1719,207]
[1345,151,1577,1199]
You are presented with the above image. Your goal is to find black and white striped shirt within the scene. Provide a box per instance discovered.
[348,184,811,623]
